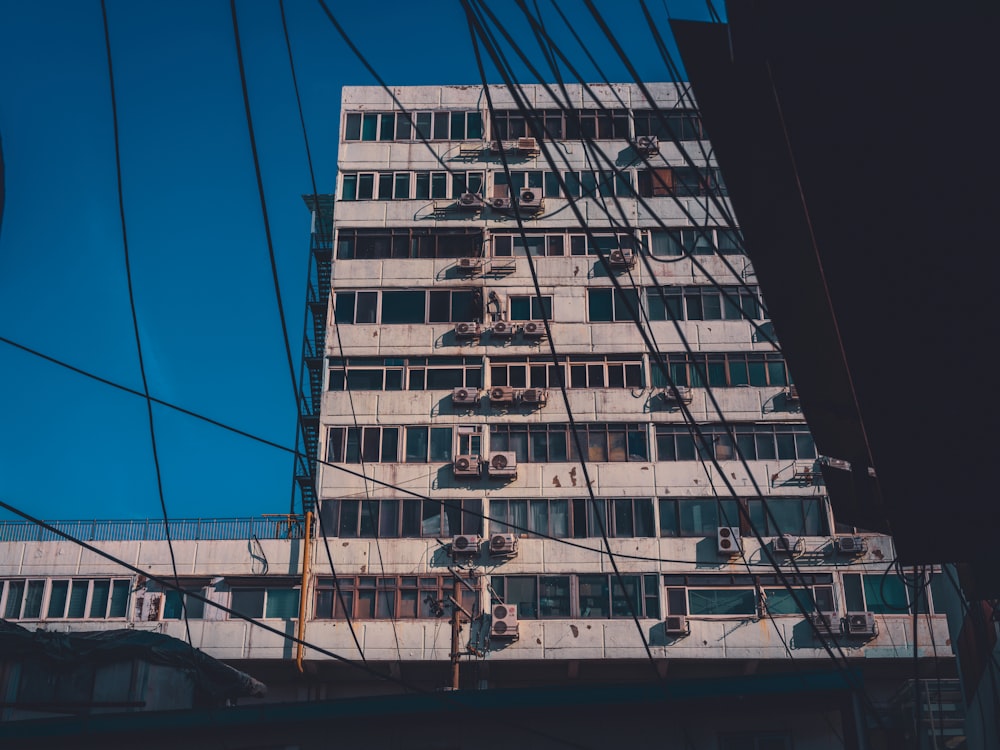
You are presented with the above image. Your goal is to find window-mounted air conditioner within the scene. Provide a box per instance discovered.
[635,135,659,155]
[843,611,877,637]
[663,614,689,636]
[491,603,519,638]
[608,248,636,269]
[516,136,539,153]
[774,534,800,554]
[451,387,480,407]
[717,526,742,555]
[807,612,837,632]
[489,386,516,405]
[522,321,546,339]
[487,451,517,478]
[491,320,517,338]
[520,388,547,406]
[489,533,518,556]
[454,322,481,339]
[452,454,481,478]
[457,257,484,274]
[451,534,481,556]
[834,535,867,555]
[518,188,544,212]
[659,385,692,404]
[457,192,484,209]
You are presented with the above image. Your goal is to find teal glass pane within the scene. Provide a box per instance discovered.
[67,581,88,618]
[863,574,909,614]
[688,589,756,615]
[265,589,300,619]
[764,588,813,615]
[47,580,69,618]
[109,580,130,618]
[90,580,110,618]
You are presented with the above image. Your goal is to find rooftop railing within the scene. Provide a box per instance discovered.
[0,515,305,543]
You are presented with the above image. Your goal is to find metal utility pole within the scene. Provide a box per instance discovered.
[450,576,462,690]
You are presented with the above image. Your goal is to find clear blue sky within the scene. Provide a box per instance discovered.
[0,0,717,522]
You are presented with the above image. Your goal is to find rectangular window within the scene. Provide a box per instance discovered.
[490,424,647,463]
[508,295,552,321]
[2,578,132,620]
[315,575,478,620]
[404,426,453,462]
[230,587,300,620]
[493,573,658,619]
[587,288,640,322]
[163,588,207,619]
[327,427,399,463]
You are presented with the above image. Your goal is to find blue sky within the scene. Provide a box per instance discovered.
[0,0,717,522]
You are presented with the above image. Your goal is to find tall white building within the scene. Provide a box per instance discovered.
[0,83,959,748]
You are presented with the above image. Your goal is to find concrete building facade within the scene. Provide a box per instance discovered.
[0,84,958,748]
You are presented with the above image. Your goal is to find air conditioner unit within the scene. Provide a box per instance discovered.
[843,611,877,637]
[520,388,547,406]
[452,454,481,478]
[488,386,516,405]
[517,136,539,152]
[635,134,659,155]
[717,526,742,555]
[608,248,636,269]
[451,534,481,556]
[457,257,484,274]
[457,192,484,209]
[489,140,510,152]
[491,320,517,338]
[774,534,800,554]
[807,612,837,632]
[454,322,481,339]
[518,188,544,212]
[451,387,480,407]
[522,320,546,339]
[489,533,518,556]
[659,385,692,404]
[487,451,518,478]
[834,535,867,555]
[489,196,512,210]
[491,603,519,638]
[663,615,689,636]
[785,384,800,403]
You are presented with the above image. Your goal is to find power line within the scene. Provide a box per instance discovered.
[99,0,192,648]
[0,495,598,750]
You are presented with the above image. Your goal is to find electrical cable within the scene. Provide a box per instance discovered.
[276,0,399,667]
[99,0,192,649]
[0,496,599,750]
[462,1,663,683]
[460,8,890,725]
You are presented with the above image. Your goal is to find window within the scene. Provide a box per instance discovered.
[664,574,834,618]
[328,357,481,392]
[343,110,482,142]
[492,231,586,257]
[320,499,483,539]
[333,289,484,325]
[637,167,726,197]
[633,109,706,140]
[490,498,653,539]
[587,288,641,322]
[1,578,131,620]
[337,228,484,260]
[655,424,816,462]
[230,585,300,619]
[649,228,743,257]
[843,570,941,615]
[489,356,643,390]
[320,498,482,538]
[404,426,453,462]
[650,352,788,389]
[314,575,478,620]
[326,427,400,463]
[658,497,827,538]
[508,295,552,321]
[492,573,659,619]
[162,587,207,619]
[646,286,762,323]
[490,423,648,463]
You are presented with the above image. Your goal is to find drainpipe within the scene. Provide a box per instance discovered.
[296,511,313,673]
